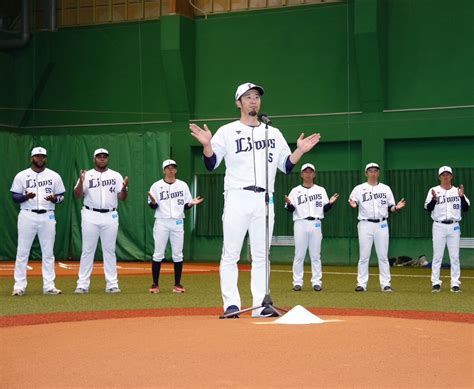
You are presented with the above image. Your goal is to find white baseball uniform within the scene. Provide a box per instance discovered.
[75,168,124,291]
[10,168,66,292]
[209,120,291,315]
[287,184,330,288]
[424,186,470,287]
[148,179,192,263]
[349,182,396,290]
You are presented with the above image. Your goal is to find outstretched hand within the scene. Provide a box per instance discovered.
[459,184,464,197]
[284,195,292,205]
[189,123,212,146]
[395,198,406,211]
[190,196,204,206]
[330,193,339,204]
[296,133,321,154]
[431,188,437,200]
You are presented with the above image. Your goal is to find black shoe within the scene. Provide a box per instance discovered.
[355,286,365,292]
[223,305,240,318]
[432,284,441,293]
[450,286,461,293]
[313,285,322,292]
[292,285,302,292]
[382,286,393,292]
[260,306,279,317]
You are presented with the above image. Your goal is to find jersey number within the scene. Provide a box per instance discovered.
[109,187,116,193]
[177,199,184,205]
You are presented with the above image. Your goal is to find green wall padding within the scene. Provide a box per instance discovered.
[1,130,169,261]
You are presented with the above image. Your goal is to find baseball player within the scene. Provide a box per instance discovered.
[424,166,470,293]
[189,82,320,318]
[74,148,128,294]
[285,163,339,292]
[10,147,66,296]
[147,159,204,294]
[349,163,406,292]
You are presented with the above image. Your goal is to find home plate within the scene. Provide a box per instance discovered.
[254,305,343,325]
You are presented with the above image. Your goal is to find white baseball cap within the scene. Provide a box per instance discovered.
[235,82,264,101]
[438,166,452,176]
[365,162,380,172]
[94,148,109,157]
[31,147,47,156]
[162,159,178,170]
[301,163,315,172]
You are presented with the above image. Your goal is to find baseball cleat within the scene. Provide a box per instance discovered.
[292,285,302,292]
[172,284,186,293]
[12,289,25,296]
[106,287,121,294]
[221,305,240,319]
[313,285,322,292]
[74,287,89,294]
[260,307,279,318]
[382,286,393,292]
[44,287,62,295]
[431,284,441,293]
[149,284,160,293]
[450,286,461,293]
[355,286,366,292]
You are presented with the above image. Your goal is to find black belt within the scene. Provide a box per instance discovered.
[85,205,116,213]
[436,220,455,224]
[243,186,265,193]
[27,209,49,214]
[305,217,318,221]
[365,218,387,223]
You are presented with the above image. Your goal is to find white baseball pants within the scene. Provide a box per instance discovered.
[292,219,323,287]
[152,218,184,263]
[14,210,57,291]
[220,190,274,316]
[76,208,119,290]
[431,222,461,287]
[356,220,391,290]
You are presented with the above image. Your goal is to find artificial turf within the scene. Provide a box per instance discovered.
[1,265,473,316]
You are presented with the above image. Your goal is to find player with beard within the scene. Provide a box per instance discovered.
[10,147,66,296]
[190,82,320,318]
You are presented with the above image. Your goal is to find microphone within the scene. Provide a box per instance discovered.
[258,113,272,125]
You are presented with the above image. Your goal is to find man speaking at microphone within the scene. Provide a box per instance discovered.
[190,82,320,318]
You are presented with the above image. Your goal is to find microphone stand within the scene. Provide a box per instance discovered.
[219,115,287,319]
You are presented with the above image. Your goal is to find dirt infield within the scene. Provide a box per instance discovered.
[1,314,473,388]
[1,261,473,387]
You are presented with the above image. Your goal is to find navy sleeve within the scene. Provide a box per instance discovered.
[203,153,217,172]
[285,203,296,212]
[461,196,470,212]
[184,203,193,210]
[149,203,158,210]
[54,193,65,204]
[11,192,27,203]
[425,198,437,212]
[323,203,333,213]
[285,156,295,174]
